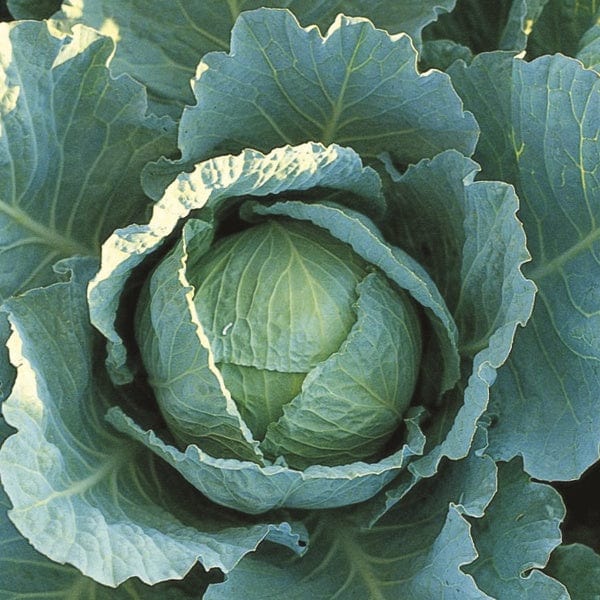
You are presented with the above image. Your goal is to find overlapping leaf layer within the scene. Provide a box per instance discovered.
[1,2,599,598]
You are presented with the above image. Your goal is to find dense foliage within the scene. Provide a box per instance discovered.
[1,1,599,598]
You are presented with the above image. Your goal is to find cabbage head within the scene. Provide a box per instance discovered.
[136,217,422,471]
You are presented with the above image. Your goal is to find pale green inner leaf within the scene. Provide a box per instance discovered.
[218,363,305,440]
[261,271,422,469]
[189,219,367,372]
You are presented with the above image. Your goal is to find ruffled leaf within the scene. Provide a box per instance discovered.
[450,52,600,481]
[107,405,425,515]
[89,142,383,385]
[347,152,535,522]
[0,483,216,598]
[53,1,457,116]
[143,8,478,198]
[466,459,568,599]
[204,433,496,599]
[0,21,175,302]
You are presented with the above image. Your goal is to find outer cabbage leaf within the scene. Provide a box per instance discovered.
[204,430,496,600]
[546,544,600,600]
[0,486,215,599]
[12,355,217,598]
[0,20,175,302]
[358,151,535,510]
[107,405,426,515]
[450,52,600,481]
[419,39,474,72]
[0,19,175,421]
[53,1,456,116]
[466,459,568,599]
[527,0,600,59]
[447,54,517,183]
[143,8,478,199]
[382,150,535,332]
[0,257,307,588]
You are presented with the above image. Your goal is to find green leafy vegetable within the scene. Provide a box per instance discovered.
[1,2,599,598]
[0,20,175,302]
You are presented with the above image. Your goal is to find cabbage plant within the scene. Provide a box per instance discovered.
[1,2,599,599]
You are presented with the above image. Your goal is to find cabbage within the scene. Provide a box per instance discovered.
[1,2,599,598]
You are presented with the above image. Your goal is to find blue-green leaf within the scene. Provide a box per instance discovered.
[422,0,550,54]
[450,52,600,481]
[466,459,568,599]
[527,0,600,58]
[53,1,456,116]
[143,7,478,198]
[0,483,216,599]
[546,544,600,600]
[374,150,536,482]
[0,20,175,302]
[204,436,496,599]
[500,0,550,51]
[577,23,600,72]
[107,404,425,514]
[419,38,473,71]
[447,53,516,184]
